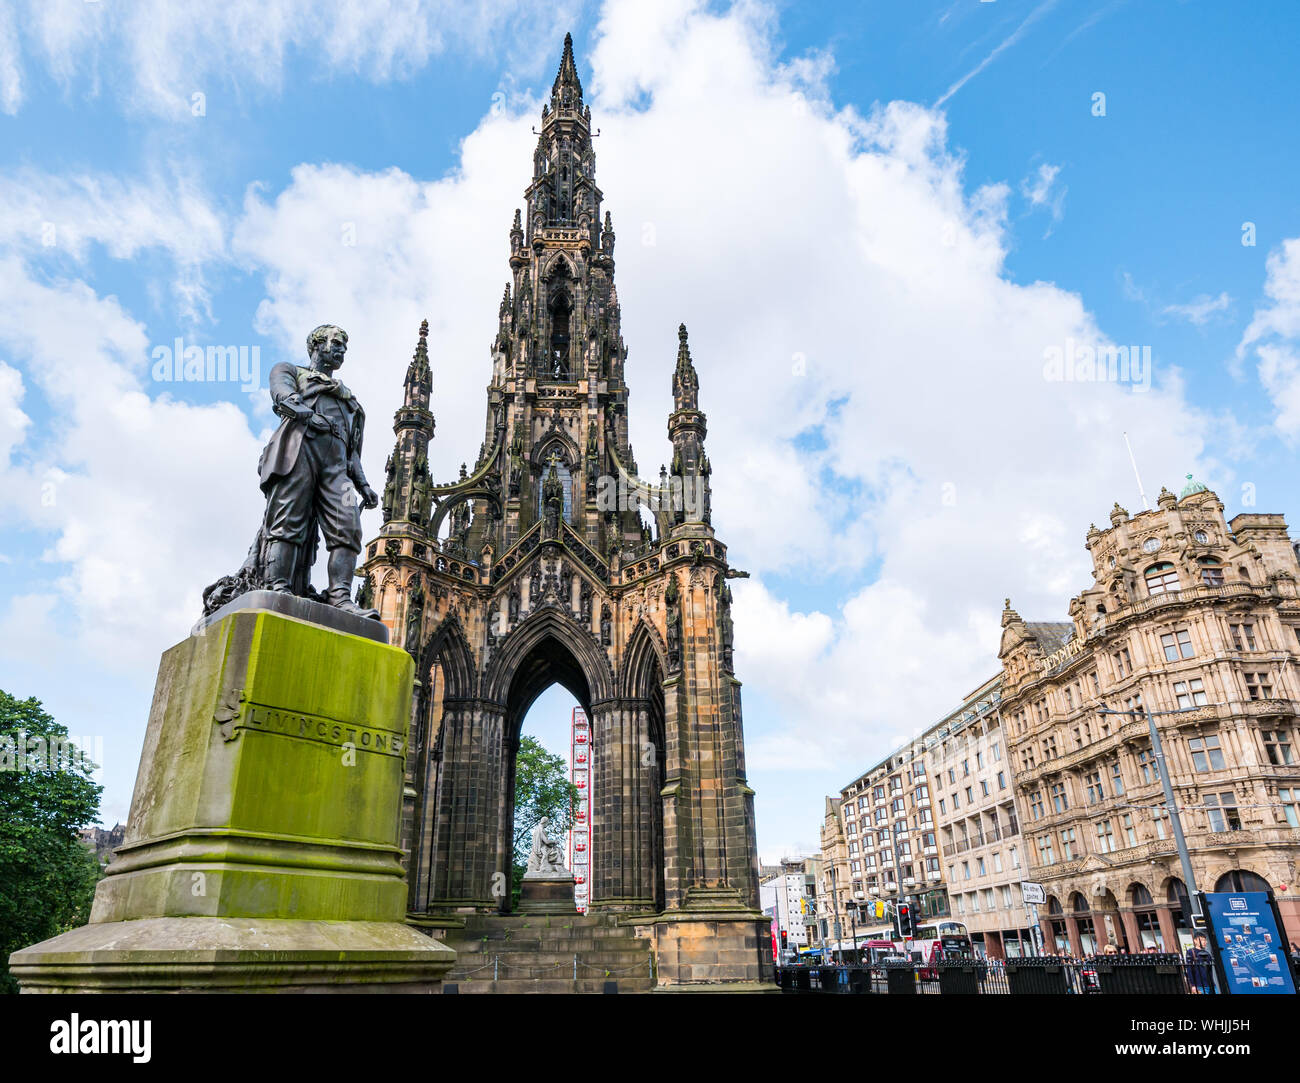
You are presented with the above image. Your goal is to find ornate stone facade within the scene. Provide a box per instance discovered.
[357,36,769,988]
[999,482,1300,952]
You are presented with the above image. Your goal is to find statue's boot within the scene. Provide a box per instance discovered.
[263,539,297,594]
[326,547,380,620]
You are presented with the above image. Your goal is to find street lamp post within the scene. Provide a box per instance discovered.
[1099,704,1212,936]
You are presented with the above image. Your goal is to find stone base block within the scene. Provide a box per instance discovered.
[9,917,455,993]
[518,877,579,915]
[640,911,778,990]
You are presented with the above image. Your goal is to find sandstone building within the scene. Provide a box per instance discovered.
[999,480,1300,952]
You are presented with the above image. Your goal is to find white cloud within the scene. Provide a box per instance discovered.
[4,0,579,116]
[0,170,226,319]
[1161,291,1231,326]
[1236,239,1300,439]
[0,258,262,668]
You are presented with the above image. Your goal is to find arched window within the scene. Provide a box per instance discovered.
[547,291,572,378]
[1144,562,1180,596]
[1198,557,1224,587]
[1214,869,1270,893]
[537,458,573,524]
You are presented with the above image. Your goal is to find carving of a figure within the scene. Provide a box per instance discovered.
[529,561,542,606]
[509,580,521,623]
[600,603,612,647]
[405,578,425,655]
[542,459,564,535]
[580,582,592,623]
[718,581,734,670]
[560,562,573,603]
[665,576,681,670]
[526,816,568,876]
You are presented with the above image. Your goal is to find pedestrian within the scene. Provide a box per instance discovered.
[1185,933,1214,994]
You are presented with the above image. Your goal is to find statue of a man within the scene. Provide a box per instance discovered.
[526,816,567,876]
[258,324,379,616]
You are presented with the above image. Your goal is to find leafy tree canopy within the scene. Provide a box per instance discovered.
[512,735,579,874]
[0,691,103,994]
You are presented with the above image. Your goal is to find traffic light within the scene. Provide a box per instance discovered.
[780,929,788,949]
[897,902,913,939]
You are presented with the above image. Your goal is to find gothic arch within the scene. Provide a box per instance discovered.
[620,616,669,700]
[530,428,580,468]
[421,612,478,703]
[483,604,615,708]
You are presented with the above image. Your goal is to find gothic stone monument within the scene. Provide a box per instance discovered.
[363,36,772,989]
[9,326,454,992]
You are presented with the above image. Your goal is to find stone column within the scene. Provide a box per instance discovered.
[1156,904,1179,952]
[427,701,504,910]
[588,701,658,911]
[1120,908,1142,951]
[1066,915,1083,957]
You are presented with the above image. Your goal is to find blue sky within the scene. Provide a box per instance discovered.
[3,0,1300,860]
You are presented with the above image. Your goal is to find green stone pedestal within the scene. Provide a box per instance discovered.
[10,605,455,993]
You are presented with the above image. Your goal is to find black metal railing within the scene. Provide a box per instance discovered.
[773,953,1290,995]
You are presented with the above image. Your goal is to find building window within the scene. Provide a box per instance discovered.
[1037,836,1055,866]
[1204,792,1240,832]
[992,851,1003,873]
[1188,734,1226,772]
[1137,747,1160,783]
[1280,788,1300,828]
[965,786,974,803]
[938,799,946,815]
[1198,557,1225,587]
[1145,562,1180,596]
[1051,781,1069,813]
[993,742,1002,762]
[1010,845,1020,868]
[1110,761,1125,796]
[1044,735,1058,759]
[981,779,990,797]
[997,771,1006,790]
[1153,806,1169,839]
[977,857,986,876]
[1095,819,1116,854]
[1121,812,1137,847]
[1001,885,1013,909]
[1123,693,1144,716]
[1161,629,1194,661]
[1262,729,1294,766]
[1229,622,1258,651]
[1244,671,1274,700]
[1060,827,1078,861]
[1084,769,1104,804]
[1029,791,1045,820]
[1173,678,1208,709]
[962,862,970,880]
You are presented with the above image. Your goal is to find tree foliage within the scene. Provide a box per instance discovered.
[511,735,579,892]
[0,691,103,994]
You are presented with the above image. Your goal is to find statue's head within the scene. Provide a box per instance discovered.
[307,324,348,372]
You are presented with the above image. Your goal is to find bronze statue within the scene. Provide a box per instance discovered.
[202,324,380,620]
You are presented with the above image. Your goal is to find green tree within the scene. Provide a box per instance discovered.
[0,691,103,994]
[511,735,579,905]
